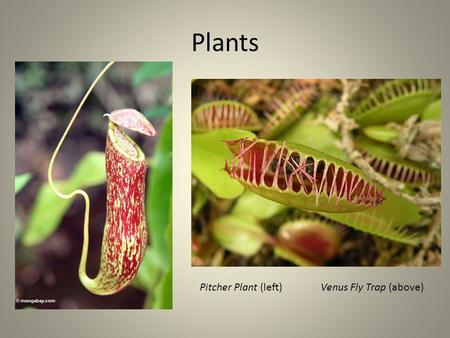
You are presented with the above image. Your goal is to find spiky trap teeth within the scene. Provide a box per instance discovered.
[225,138,384,213]
[364,153,433,186]
[259,82,317,138]
[349,79,439,126]
[192,100,260,132]
[355,136,438,187]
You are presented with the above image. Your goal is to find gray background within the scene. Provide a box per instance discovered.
[1,0,449,337]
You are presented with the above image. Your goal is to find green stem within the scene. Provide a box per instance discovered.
[47,61,115,289]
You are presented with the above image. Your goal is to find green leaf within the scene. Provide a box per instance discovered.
[277,112,349,162]
[421,99,441,121]
[363,125,400,144]
[133,62,172,87]
[144,105,171,119]
[137,118,173,308]
[212,214,268,257]
[320,188,421,245]
[152,225,172,308]
[15,173,31,193]
[153,202,173,309]
[68,152,106,188]
[133,248,162,292]
[192,187,208,217]
[22,183,72,246]
[147,116,172,270]
[192,129,256,199]
[151,269,172,309]
[232,190,287,221]
[22,151,106,247]
[141,202,173,309]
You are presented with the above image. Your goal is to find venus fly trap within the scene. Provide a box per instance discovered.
[259,82,317,138]
[224,138,384,213]
[355,136,438,187]
[48,62,156,295]
[348,79,439,126]
[192,100,260,132]
[276,218,341,265]
[421,99,441,121]
[192,79,441,267]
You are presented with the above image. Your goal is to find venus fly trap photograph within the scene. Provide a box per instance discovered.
[15,62,172,309]
[191,79,441,267]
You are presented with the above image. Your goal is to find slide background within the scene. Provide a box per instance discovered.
[1,0,449,337]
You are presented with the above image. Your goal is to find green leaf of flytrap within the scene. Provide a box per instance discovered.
[212,214,270,257]
[277,112,349,162]
[421,99,441,121]
[348,79,439,126]
[362,125,400,144]
[192,128,256,199]
[232,190,287,221]
[320,187,420,245]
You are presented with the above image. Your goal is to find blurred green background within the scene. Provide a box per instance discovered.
[15,62,172,309]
